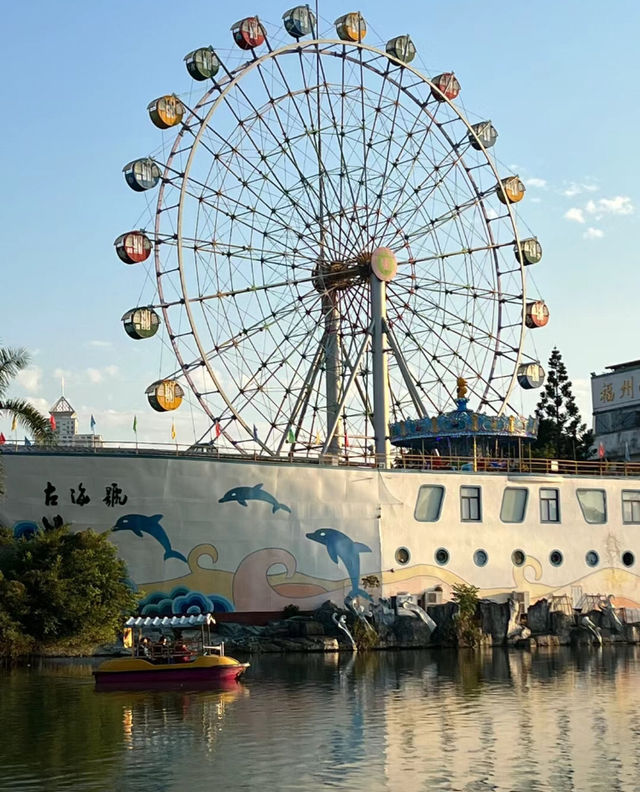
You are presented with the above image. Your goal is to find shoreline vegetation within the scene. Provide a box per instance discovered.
[0,524,137,659]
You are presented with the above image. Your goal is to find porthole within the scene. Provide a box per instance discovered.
[550,549,563,567]
[395,547,410,565]
[622,551,635,567]
[474,549,488,567]
[512,549,525,567]
[435,547,449,566]
[586,550,599,567]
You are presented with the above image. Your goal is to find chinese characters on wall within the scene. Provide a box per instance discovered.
[44,481,128,507]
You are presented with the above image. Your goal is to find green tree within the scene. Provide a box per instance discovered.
[0,347,54,443]
[0,346,54,494]
[0,523,137,655]
[533,347,593,459]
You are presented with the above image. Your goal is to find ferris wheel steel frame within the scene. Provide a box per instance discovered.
[152,35,529,463]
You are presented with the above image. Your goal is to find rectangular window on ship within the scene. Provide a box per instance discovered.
[622,490,640,524]
[540,488,560,522]
[460,486,481,521]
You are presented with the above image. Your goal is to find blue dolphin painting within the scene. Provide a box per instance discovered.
[112,514,188,563]
[218,483,291,514]
[306,528,372,600]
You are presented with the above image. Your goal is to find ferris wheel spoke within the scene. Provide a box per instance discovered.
[274,331,327,455]
[221,318,326,446]
[213,79,340,238]
[400,284,505,349]
[179,181,327,278]
[392,275,522,308]
[390,287,502,372]
[258,46,356,223]
[373,134,478,247]
[367,88,450,243]
[396,240,515,268]
[182,117,325,250]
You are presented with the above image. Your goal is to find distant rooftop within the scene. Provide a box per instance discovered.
[605,360,640,372]
[49,396,75,415]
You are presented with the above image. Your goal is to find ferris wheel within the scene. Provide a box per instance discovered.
[117,7,548,461]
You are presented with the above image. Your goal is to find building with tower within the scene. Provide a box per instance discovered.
[49,396,103,448]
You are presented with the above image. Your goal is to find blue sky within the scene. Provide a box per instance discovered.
[2,1,638,445]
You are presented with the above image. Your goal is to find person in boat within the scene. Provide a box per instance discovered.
[138,637,151,658]
[172,639,191,663]
[154,635,170,661]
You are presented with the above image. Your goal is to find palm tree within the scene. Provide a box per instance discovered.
[0,346,54,444]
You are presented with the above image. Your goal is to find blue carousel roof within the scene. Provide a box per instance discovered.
[389,398,538,446]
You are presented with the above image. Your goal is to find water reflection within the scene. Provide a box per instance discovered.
[3,648,640,791]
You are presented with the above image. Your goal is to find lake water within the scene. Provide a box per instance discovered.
[3,647,640,792]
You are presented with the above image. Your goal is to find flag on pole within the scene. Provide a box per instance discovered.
[24,436,32,446]
[171,420,176,440]
[90,414,96,432]
[598,442,605,459]
[344,430,349,448]
[215,421,222,438]
[287,427,295,444]
[315,430,321,445]
[0,433,5,445]
[133,416,138,433]
[625,441,631,462]
[49,415,56,431]
[253,424,258,442]
[11,415,17,432]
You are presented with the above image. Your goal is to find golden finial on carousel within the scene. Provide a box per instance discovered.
[456,376,468,399]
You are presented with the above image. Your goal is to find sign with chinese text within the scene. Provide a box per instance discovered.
[592,367,640,413]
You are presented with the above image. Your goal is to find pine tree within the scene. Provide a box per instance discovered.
[533,347,593,459]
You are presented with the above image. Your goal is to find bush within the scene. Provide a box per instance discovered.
[0,523,137,656]
[451,583,481,648]
[351,616,379,651]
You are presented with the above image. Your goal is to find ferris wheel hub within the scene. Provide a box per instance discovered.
[370,247,398,282]
[312,260,365,292]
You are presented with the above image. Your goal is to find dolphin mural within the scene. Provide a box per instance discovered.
[112,514,187,563]
[218,483,291,514]
[306,528,372,600]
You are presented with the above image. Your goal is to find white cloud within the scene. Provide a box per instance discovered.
[583,227,604,239]
[87,340,112,348]
[15,365,42,393]
[586,195,633,217]
[26,396,50,414]
[562,182,598,197]
[564,207,585,224]
[86,368,103,383]
[86,365,119,384]
[527,177,547,188]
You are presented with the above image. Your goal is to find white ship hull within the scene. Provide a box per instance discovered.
[2,449,640,615]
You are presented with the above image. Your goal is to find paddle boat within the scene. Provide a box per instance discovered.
[93,613,249,687]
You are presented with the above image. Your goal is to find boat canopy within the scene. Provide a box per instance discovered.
[125,614,216,628]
